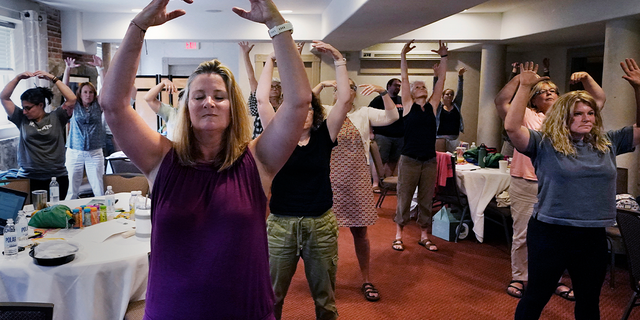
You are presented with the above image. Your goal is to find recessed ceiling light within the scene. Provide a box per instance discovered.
[279,10,292,14]
[132,9,142,13]
[206,9,222,13]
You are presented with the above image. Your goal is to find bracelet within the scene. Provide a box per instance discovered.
[130,20,146,33]
[268,21,293,38]
[51,76,59,84]
[334,58,346,67]
[440,54,448,58]
[380,90,388,96]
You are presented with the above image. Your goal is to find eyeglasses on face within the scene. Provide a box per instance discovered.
[535,88,557,96]
[350,85,358,92]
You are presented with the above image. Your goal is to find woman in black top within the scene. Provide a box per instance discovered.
[392,40,447,252]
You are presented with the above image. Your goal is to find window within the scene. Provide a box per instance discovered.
[0,21,16,125]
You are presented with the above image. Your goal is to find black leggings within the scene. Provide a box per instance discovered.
[515,218,607,320]
[30,176,69,202]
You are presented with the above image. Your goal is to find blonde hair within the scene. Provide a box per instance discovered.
[173,59,252,171]
[527,80,559,110]
[539,90,610,156]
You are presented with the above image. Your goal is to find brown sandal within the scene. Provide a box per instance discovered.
[362,283,380,302]
[418,239,438,251]
[392,239,404,251]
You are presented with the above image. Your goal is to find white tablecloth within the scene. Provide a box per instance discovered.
[0,193,150,320]
[456,164,511,242]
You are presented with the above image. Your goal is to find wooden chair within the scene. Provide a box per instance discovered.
[103,174,149,196]
[615,208,640,320]
[0,178,30,204]
[0,302,54,320]
[370,140,398,208]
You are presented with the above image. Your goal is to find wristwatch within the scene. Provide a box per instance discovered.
[268,21,293,38]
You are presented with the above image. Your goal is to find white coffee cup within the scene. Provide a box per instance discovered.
[135,208,151,241]
[499,160,508,173]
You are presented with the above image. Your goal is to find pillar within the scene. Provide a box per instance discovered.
[477,44,506,149]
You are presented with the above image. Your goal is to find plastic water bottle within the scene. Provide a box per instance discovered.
[15,210,28,247]
[49,177,60,203]
[470,142,477,149]
[4,219,17,259]
[105,186,116,220]
[129,191,137,220]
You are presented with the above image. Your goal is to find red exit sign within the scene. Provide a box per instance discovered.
[185,42,200,50]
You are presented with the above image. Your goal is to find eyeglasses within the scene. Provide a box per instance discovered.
[535,88,557,96]
[271,85,281,89]
[350,85,358,92]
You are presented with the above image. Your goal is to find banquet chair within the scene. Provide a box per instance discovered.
[103,173,149,196]
[615,208,640,320]
[370,140,398,208]
[0,302,54,320]
[0,178,30,204]
[431,155,470,242]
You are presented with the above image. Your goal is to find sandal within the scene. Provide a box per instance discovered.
[361,283,380,302]
[555,283,575,301]
[392,239,404,251]
[506,280,525,298]
[418,239,438,251]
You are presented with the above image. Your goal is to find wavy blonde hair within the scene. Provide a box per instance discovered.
[173,59,252,171]
[527,80,559,110]
[539,90,610,156]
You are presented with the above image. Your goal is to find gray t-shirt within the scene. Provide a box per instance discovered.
[9,107,70,179]
[523,126,635,227]
[157,102,178,141]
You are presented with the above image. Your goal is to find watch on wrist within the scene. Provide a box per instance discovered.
[380,90,388,96]
[268,21,293,38]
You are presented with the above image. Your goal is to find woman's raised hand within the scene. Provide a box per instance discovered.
[133,0,191,31]
[359,84,384,96]
[458,67,467,76]
[33,71,55,81]
[432,40,448,57]
[621,58,640,88]
[570,72,591,84]
[65,57,80,69]
[402,40,415,56]
[312,41,343,61]
[232,0,284,28]
[238,41,254,55]
[16,72,36,80]
[518,62,548,87]
[161,79,177,94]
[87,55,103,68]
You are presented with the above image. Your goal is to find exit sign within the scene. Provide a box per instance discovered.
[185,42,200,50]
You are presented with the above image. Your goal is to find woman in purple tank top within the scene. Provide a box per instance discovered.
[99,0,313,319]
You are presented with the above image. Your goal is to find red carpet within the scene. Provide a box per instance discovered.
[279,193,636,320]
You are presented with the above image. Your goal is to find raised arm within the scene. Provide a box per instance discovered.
[360,84,399,126]
[428,41,448,114]
[314,41,350,141]
[505,63,548,151]
[99,0,189,177]
[239,42,258,93]
[62,57,80,86]
[453,67,465,107]
[570,72,606,110]
[311,80,336,97]
[235,0,312,180]
[620,58,640,146]
[144,79,177,113]
[35,71,77,116]
[87,56,104,95]
[255,52,277,128]
[400,40,414,116]
[0,72,35,117]
[494,74,521,120]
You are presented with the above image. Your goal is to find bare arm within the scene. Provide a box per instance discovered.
[400,40,414,116]
[311,80,336,97]
[87,56,104,95]
[620,58,640,146]
[453,67,465,107]
[239,42,258,93]
[255,53,277,128]
[235,0,313,183]
[359,84,399,126]
[428,41,448,114]
[35,71,77,116]
[505,63,548,151]
[0,72,35,117]
[570,72,606,110]
[144,79,176,113]
[494,74,521,121]
[99,0,188,177]
[62,57,80,86]
[314,41,349,141]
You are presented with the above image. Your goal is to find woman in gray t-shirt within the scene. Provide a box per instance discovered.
[0,71,77,198]
[506,61,640,319]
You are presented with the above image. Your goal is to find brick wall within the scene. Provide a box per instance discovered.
[46,6,62,63]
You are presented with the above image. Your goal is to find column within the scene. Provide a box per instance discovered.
[102,43,111,72]
[477,44,506,148]
[601,18,640,195]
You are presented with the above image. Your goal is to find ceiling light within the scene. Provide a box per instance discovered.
[132,9,142,13]
[279,10,292,14]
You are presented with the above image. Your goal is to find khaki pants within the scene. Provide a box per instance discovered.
[509,176,538,281]
[394,155,438,228]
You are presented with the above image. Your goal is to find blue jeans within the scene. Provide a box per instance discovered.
[267,210,339,320]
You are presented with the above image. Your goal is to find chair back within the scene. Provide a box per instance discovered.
[103,174,149,196]
[616,208,640,292]
[0,302,54,320]
[369,140,385,182]
[433,155,466,209]
[0,179,31,204]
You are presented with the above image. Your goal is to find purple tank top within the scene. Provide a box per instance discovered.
[144,148,275,320]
